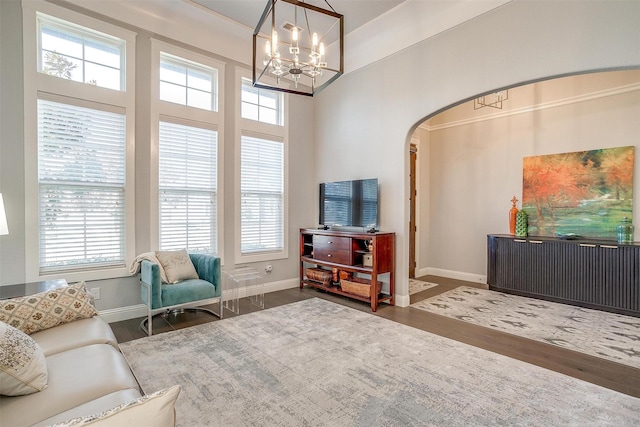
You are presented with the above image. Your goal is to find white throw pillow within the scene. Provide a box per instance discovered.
[48,385,181,427]
[0,321,48,396]
[155,249,199,284]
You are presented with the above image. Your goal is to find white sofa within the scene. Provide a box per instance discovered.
[0,316,142,426]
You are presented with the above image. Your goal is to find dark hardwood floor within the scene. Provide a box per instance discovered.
[109,275,640,398]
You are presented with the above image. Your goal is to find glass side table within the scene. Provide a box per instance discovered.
[222,267,264,315]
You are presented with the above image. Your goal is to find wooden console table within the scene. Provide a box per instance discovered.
[300,228,395,311]
[487,234,640,317]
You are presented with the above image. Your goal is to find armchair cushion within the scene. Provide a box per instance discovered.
[159,279,218,307]
[155,249,198,284]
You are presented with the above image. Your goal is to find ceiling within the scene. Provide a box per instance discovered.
[189,0,405,34]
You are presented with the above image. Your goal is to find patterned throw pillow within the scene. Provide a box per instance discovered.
[0,321,48,396]
[155,249,199,284]
[50,385,181,426]
[0,282,97,335]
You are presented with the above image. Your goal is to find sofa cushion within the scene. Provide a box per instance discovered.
[0,322,48,396]
[31,316,118,357]
[0,282,97,334]
[0,344,140,427]
[47,385,180,427]
[31,390,142,427]
[155,249,198,284]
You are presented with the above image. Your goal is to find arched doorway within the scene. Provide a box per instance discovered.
[407,69,640,300]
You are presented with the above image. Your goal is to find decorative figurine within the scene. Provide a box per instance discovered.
[509,196,519,235]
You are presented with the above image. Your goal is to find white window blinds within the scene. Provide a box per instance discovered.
[38,99,126,272]
[159,121,218,254]
[240,135,284,254]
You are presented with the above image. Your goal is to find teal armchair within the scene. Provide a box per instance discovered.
[140,253,222,336]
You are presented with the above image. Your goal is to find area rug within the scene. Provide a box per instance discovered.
[408,278,438,295]
[411,286,640,369]
[119,298,639,426]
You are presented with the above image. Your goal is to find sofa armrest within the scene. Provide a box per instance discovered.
[141,260,163,309]
[189,253,221,294]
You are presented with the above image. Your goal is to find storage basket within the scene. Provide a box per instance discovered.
[305,268,332,286]
[340,277,382,298]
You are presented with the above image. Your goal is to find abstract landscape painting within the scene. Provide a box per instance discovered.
[522,146,634,239]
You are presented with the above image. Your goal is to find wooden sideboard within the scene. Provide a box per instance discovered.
[300,228,395,311]
[487,234,640,317]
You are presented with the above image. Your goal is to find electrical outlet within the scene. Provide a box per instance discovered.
[265,265,273,274]
[89,287,101,300]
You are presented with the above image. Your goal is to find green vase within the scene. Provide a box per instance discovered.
[617,217,634,244]
[515,210,528,237]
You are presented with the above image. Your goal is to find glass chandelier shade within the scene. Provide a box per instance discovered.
[253,0,343,96]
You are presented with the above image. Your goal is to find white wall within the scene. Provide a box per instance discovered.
[314,0,640,306]
[423,77,640,279]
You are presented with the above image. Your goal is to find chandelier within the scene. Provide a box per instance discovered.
[474,90,509,110]
[253,0,344,96]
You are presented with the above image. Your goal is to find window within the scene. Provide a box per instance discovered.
[24,2,135,281]
[240,135,284,254]
[37,98,126,272]
[158,121,218,254]
[38,14,125,91]
[160,53,218,111]
[152,41,224,257]
[241,78,283,125]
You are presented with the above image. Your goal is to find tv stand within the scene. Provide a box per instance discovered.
[300,228,395,311]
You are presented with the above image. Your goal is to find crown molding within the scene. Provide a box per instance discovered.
[419,82,640,132]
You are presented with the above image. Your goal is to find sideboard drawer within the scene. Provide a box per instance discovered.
[313,235,351,251]
[313,248,353,265]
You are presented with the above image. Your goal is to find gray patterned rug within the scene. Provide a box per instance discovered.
[411,286,640,369]
[408,279,438,295]
[119,298,639,426]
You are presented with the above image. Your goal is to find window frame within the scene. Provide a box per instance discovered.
[23,1,137,282]
[241,77,284,126]
[235,68,289,263]
[150,39,225,260]
[37,14,126,91]
[159,51,219,112]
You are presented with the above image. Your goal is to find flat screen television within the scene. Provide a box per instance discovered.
[319,178,378,231]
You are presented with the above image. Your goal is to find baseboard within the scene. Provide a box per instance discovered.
[100,278,300,323]
[394,293,410,308]
[423,267,487,285]
[99,304,148,323]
